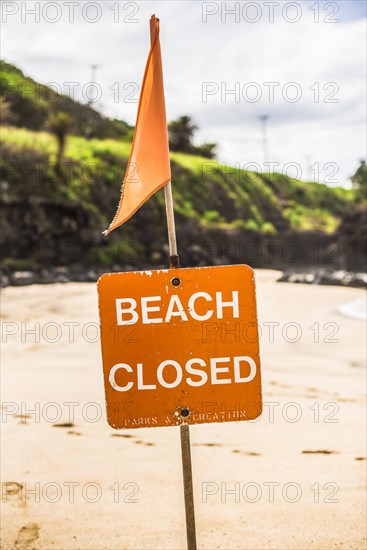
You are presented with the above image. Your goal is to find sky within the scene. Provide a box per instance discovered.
[2,0,366,185]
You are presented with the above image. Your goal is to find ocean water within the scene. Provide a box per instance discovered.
[338,299,367,321]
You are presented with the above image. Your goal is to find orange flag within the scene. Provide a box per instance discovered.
[103,15,171,235]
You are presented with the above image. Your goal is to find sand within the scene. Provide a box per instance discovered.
[1,269,366,550]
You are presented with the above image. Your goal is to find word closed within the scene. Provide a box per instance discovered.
[97,265,262,429]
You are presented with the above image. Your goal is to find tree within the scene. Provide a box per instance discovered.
[0,96,16,125]
[168,115,217,158]
[351,160,367,203]
[47,112,72,165]
[168,115,198,153]
[194,142,217,159]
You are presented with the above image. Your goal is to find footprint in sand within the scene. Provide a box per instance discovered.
[302,450,337,455]
[111,434,154,445]
[2,482,26,508]
[14,414,32,424]
[52,422,74,428]
[3,481,23,494]
[48,306,61,314]
[337,397,356,403]
[245,451,261,456]
[14,523,40,549]
[193,443,222,447]
[232,450,261,456]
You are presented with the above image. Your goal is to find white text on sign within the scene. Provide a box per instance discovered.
[115,291,239,325]
[109,355,257,392]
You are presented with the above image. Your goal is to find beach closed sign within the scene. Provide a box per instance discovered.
[97,265,262,429]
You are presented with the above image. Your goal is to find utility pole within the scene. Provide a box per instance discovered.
[259,115,269,167]
[88,63,100,107]
[85,64,100,138]
[305,155,313,182]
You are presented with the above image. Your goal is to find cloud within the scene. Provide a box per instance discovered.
[1,0,366,184]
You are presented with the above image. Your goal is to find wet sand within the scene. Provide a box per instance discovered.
[1,270,366,549]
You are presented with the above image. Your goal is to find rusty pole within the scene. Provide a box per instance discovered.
[180,423,197,550]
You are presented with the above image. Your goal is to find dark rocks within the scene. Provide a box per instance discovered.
[10,271,37,286]
[2,264,365,289]
[336,207,367,272]
[0,266,111,288]
[52,266,70,283]
[1,188,365,289]
[1,274,9,288]
[278,270,367,289]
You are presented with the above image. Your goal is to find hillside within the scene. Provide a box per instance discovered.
[0,60,132,140]
[0,61,361,279]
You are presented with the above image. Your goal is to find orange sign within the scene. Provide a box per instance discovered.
[97,265,262,429]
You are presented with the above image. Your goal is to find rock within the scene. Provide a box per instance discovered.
[278,270,367,289]
[150,251,162,264]
[39,269,56,284]
[54,266,69,275]
[1,274,9,288]
[55,274,70,284]
[10,271,36,286]
[305,273,315,283]
[187,244,203,265]
[336,207,367,272]
[86,270,98,281]
[317,270,344,286]
[346,272,367,288]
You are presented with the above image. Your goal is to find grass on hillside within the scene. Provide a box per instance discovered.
[0,125,356,234]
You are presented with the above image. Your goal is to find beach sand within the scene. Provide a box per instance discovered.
[1,269,366,550]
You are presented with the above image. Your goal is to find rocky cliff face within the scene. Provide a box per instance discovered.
[1,140,364,286]
[336,207,367,272]
[0,195,345,272]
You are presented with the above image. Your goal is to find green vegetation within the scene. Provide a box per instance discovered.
[169,115,217,159]
[47,112,73,165]
[351,160,367,203]
[1,126,355,234]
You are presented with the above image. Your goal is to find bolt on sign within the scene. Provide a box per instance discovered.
[98,264,262,429]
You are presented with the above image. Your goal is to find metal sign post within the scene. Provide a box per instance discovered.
[164,178,197,550]
[180,423,197,550]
